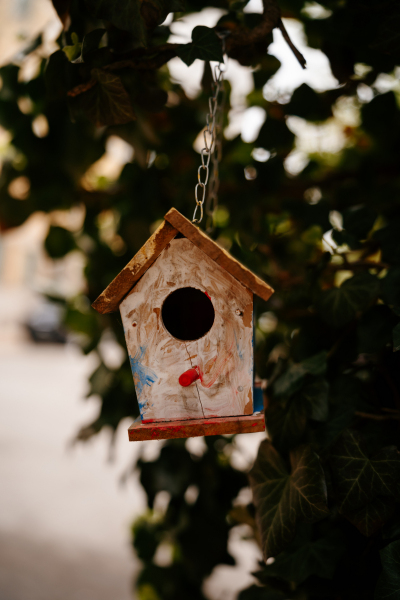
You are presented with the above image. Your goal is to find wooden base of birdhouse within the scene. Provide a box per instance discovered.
[128,413,265,441]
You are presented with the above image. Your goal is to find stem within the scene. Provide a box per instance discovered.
[278,19,307,69]
[355,411,400,421]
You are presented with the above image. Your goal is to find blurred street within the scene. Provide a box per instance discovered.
[0,335,147,600]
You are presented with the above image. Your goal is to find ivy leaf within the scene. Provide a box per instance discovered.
[329,431,400,536]
[256,114,295,153]
[374,218,400,265]
[266,378,328,452]
[81,29,107,60]
[393,323,400,352]
[357,305,395,354]
[45,50,76,99]
[45,225,76,258]
[63,32,82,62]
[83,0,185,45]
[318,376,359,449]
[382,268,400,307]
[266,395,308,452]
[317,272,380,329]
[177,26,223,66]
[302,378,329,422]
[342,205,376,241]
[287,83,332,122]
[71,69,136,127]
[375,540,400,600]
[347,498,397,539]
[249,442,329,559]
[87,362,114,397]
[273,351,327,397]
[262,526,345,583]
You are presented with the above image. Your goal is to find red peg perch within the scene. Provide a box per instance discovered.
[179,367,200,387]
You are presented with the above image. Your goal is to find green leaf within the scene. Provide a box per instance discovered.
[252,56,282,88]
[318,376,359,449]
[45,50,76,99]
[374,219,400,265]
[287,83,331,122]
[357,305,394,354]
[63,33,82,61]
[347,498,396,540]
[83,0,185,44]
[266,395,308,452]
[44,225,76,258]
[375,540,400,600]
[256,114,295,153]
[342,205,376,241]
[177,26,223,66]
[249,442,329,559]
[267,377,328,452]
[302,378,329,421]
[382,269,400,307]
[262,526,345,583]
[87,362,114,397]
[329,431,400,536]
[393,323,400,352]
[362,92,400,142]
[81,29,107,60]
[273,351,327,397]
[71,69,136,127]
[317,272,380,329]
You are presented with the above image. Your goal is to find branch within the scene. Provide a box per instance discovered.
[355,411,400,421]
[278,19,306,69]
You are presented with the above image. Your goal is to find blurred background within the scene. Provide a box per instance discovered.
[0,6,269,597]
[1,0,399,598]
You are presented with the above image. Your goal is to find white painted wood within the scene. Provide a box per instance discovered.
[120,238,253,422]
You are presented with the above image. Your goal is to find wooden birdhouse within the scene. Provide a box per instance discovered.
[92,209,274,441]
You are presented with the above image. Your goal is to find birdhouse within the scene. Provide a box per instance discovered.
[92,209,274,441]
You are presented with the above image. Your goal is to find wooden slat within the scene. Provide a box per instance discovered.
[164,208,274,302]
[92,220,177,314]
[128,413,265,441]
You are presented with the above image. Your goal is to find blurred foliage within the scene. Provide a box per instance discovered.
[1,0,400,597]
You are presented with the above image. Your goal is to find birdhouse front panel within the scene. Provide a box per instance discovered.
[120,237,254,423]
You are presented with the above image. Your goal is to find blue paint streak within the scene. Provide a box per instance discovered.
[129,345,158,409]
[234,331,244,361]
[253,387,264,413]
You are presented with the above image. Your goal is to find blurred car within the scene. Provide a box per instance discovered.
[25,302,67,344]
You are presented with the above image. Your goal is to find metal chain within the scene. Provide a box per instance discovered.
[192,41,226,226]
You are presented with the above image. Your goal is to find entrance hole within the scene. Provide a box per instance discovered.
[161,287,215,341]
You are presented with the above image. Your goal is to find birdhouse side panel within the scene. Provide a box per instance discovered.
[120,281,203,422]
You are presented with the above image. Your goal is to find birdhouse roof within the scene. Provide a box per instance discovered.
[92,208,274,314]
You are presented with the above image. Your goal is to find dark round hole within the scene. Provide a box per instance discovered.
[161,287,215,341]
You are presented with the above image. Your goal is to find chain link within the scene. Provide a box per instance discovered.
[192,39,226,226]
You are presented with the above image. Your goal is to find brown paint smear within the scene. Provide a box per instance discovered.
[244,388,253,414]
[153,307,160,330]
[242,303,252,328]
